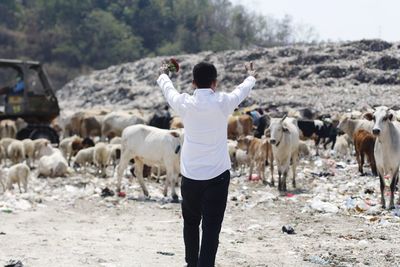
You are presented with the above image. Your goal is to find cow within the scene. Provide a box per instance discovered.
[337,115,373,142]
[116,124,183,201]
[268,116,300,192]
[353,129,377,176]
[254,114,271,138]
[170,117,184,129]
[297,119,337,155]
[227,114,253,140]
[149,106,172,129]
[237,136,274,185]
[102,111,145,140]
[364,106,400,209]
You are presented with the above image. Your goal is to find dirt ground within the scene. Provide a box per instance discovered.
[2,154,400,267]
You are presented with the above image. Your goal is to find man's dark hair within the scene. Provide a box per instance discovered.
[193,62,217,88]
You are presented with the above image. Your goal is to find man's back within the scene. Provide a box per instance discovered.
[157,74,256,180]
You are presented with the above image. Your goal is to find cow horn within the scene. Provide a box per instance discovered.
[281,114,287,122]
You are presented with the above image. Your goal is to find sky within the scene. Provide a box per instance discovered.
[230,0,399,42]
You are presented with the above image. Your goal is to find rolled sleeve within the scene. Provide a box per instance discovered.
[157,74,186,116]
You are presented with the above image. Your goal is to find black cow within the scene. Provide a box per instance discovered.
[254,115,271,138]
[297,119,337,155]
[149,106,172,129]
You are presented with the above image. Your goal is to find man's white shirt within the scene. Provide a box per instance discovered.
[157,74,256,180]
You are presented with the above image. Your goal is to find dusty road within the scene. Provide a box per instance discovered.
[1,158,400,267]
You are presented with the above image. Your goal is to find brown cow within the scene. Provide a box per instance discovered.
[353,129,377,176]
[237,136,274,185]
[228,115,253,140]
[170,116,184,129]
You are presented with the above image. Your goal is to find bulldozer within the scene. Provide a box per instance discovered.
[0,59,60,144]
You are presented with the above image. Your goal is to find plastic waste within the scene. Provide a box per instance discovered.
[282,225,296,234]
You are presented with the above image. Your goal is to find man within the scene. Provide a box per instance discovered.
[0,74,25,96]
[157,61,256,267]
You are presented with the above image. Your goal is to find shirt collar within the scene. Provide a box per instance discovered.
[194,88,214,96]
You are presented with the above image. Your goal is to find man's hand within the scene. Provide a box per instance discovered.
[159,61,170,76]
[245,62,257,78]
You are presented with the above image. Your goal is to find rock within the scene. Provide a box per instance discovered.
[290,54,332,65]
[350,39,392,52]
[310,198,339,213]
[367,56,400,70]
[313,65,349,78]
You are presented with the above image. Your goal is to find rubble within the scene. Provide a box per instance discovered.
[57,40,400,113]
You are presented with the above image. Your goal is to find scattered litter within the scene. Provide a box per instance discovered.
[101,187,115,198]
[156,251,175,256]
[308,255,329,265]
[249,174,261,182]
[0,232,6,235]
[310,198,339,213]
[364,188,374,194]
[118,192,126,198]
[1,209,13,214]
[282,225,296,235]
[4,260,24,267]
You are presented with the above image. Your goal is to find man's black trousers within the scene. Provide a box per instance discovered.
[181,169,230,267]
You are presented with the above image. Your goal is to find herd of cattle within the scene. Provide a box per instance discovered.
[0,105,400,209]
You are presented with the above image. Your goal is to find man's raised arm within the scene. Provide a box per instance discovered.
[222,62,257,115]
[157,64,186,116]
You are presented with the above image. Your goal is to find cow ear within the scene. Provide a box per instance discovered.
[282,127,289,132]
[363,113,374,121]
[388,113,394,121]
[170,132,180,138]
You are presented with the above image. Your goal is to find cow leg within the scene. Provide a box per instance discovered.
[248,160,254,180]
[23,178,28,193]
[360,153,365,176]
[170,173,179,203]
[157,166,161,182]
[282,170,288,192]
[260,160,266,185]
[323,138,329,150]
[330,137,336,150]
[315,137,320,156]
[378,174,386,209]
[367,154,377,176]
[291,154,298,189]
[269,155,274,187]
[68,153,72,167]
[389,171,399,210]
[278,170,282,191]
[0,179,5,192]
[163,175,169,197]
[355,149,361,174]
[17,181,22,193]
[134,160,149,197]
[116,151,131,192]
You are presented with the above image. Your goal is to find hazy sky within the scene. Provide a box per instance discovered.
[231,0,399,42]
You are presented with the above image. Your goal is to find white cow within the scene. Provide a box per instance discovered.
[101,111,145,140]
[337,115,373,139]
[365,106,400,209]
[116,124,183,201]
[268,116,300,193]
